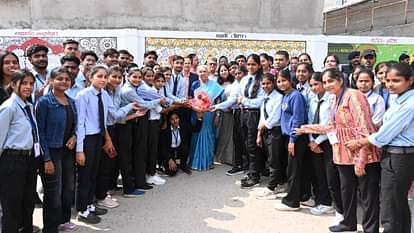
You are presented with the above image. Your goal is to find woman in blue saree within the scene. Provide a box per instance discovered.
[189,65,224,171]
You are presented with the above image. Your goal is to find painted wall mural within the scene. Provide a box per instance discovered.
[0,36,117,68]
[145,37,307,66]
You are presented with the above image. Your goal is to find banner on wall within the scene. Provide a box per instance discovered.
[145,37,307,66]
[328,43,414,64]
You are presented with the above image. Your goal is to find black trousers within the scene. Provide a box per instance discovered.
[163,144,190,176]
[76,134,103,212]
[117,123,137,194]
[300,145,317,202]
[233,109,248,169]
[312,141,342,210]
[41,148,75,233]
[96,125,118,200]
[241,110,261,179]
[147,120,160,176]
[281,135,307,208]
[177,108,192,149]
[262,127,285,189]
[380,152,414,233]
[132,116,149,187]
[0,151,37,233]
[337,163,380,233]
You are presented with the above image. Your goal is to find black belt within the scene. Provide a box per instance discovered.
[3,149,32,156]
[385,146,414,154]
[242,108,259,112]
[263,126,282,136]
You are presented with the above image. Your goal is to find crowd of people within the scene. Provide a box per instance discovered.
[0,38,413,233]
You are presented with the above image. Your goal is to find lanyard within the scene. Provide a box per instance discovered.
[172,129,180,146]
[19,105,39,143]
[36,75,45,86]
[367,90,374,98]
[333,88,347,122]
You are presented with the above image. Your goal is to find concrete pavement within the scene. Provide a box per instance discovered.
[34,164,338,233]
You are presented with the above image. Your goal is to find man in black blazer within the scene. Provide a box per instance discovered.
[159,111,203,176]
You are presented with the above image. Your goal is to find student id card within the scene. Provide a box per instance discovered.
[327,131,339,144]
[34,142,41,157]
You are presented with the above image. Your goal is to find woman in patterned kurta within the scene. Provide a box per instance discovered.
[297,68,380,233]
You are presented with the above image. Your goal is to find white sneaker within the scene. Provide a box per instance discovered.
[274,202,300,211]
[275,192,288,199]
[97,195,120,208]
[300,198,316,207]
[310,204,335,215]
[256,188,277,200]
[106,193,118,202]
[334,211,344,225]
[146,175,166,185]
[274,183,288,194]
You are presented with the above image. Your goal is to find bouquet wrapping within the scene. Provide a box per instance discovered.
[189,91,212,112]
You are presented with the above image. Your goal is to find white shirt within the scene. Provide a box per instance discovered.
[148,86,163,120]
[258,90,283,129]
[171,126,181,148]
[213,78,243,110]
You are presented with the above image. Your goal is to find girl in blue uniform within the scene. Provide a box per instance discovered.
[0,70,38,233]
[346,63,414,233]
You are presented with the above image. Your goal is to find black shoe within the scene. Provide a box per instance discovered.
[32,225,41,233]
[136,184,153,190]
[34,194,43,209]
[90,206,107,216]
[328,224,357,232]
[226,167,244,176]
[261,168,270,177]
[180,166,192,175]
[241,178,260,188]
[77,213,101,224]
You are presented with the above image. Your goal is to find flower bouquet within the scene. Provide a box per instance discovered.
[189,91,212,112]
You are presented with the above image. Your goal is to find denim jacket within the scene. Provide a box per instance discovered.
[36,91,77,161]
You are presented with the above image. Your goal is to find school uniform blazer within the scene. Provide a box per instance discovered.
[159,119,202,161]
[188,73,199,97]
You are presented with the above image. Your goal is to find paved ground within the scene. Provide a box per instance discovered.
[34,164,341,233]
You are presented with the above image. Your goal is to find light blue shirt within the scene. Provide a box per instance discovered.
[120,82,161,110]
[76,86,133,152]
[364,91,385,126]
[307,92,333,144]
[0,93,37,155]
[240,74,265,109]
[65,82,84,99]
[368,89,414,147]
[75,71,87,89]
[166,71,185,102]
[258,90,283,129]
[213,79,242,110]
[32,68,50,101]
[296,81,314,106]
[106,86,124,126]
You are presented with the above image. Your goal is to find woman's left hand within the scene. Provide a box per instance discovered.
[103,140,117,158]
[65,136,76,150]
[354,166,366,177]
[294,127,305,136]
[214,115,220,127]
[288,142,295,156]
[345,140,360,151]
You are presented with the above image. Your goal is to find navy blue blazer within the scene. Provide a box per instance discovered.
[187,73,198,97]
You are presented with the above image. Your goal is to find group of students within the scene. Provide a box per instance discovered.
[0,38,413,233]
